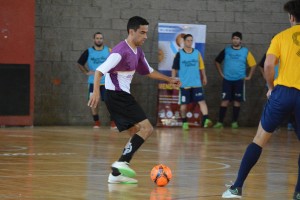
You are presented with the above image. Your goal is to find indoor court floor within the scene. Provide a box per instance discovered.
[0,126,298,200]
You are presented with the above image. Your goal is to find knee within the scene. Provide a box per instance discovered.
[144,124,154,134]
[221,100,229,107]
[141,124,153,137]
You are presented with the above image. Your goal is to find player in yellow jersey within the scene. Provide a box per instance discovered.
[222,0,300,199]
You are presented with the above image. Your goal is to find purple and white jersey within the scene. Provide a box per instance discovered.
[96,40,154,93]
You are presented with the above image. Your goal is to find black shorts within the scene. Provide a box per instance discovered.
[105,90,147,132]
[221,79,245,102]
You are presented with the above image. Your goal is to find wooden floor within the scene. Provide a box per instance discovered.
[0,126,298,200]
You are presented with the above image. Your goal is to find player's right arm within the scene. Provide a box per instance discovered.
[265,36,280,98]
[88,71,103,108]
[215,49,225,78]
[264,54,277,97]
[171,52,180,78]
[77,50,94,75]
[88,53,122,108]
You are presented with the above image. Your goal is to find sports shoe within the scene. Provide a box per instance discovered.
[213,122,223,128]
[110,121,118,130]
[222,185,242,199]
[111,161,136,178]
[231,122,239,129]
[108,173,138,184]
[204,119,213,128]
[182,122,189,130]
[294,191,300,200]
[93,121,100,128]
[287,123,295,131]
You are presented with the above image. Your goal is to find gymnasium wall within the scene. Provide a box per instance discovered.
[0,0,35,126]
[34,0,289,126]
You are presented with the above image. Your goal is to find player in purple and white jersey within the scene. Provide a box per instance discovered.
[88,16,181,184]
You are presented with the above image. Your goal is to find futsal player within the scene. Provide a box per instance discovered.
[88,16,181,184]
[222,0,300,199]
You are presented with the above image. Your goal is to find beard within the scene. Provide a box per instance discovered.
[94,42,103,47]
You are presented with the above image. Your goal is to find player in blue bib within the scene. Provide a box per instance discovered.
[77,32,115,129]
[214,32,256,129]
[172,34,213,130]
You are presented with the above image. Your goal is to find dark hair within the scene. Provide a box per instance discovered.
[232,31,242,40]
[183,34,193,40]
[127,16,149,33]
[93,32,103,38]
[284,0,300,22]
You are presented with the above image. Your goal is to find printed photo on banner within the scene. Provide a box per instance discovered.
[156,23,207,127]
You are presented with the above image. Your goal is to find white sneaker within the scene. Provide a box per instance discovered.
[108,173,138,184]
[111,161,136,178]
[222,186,242,199]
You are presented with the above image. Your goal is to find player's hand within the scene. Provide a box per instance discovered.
[169,77,181,88]
[266,89,272,99]
[88,93,100,108]
[86,71,94,76]
[202,77,207,86]
[245,76,251,81]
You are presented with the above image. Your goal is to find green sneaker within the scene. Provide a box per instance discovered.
[222,185,242,198]
[231,122,239,129]
[204,119,213,128]
[182,122,189,130]
[213,122,223,128]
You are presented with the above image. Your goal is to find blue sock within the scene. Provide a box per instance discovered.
[296,154,300,192]
[233,143,262,188]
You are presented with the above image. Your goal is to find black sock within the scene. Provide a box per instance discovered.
[93,115,99,122]
[118,134,145,163]
[232,106,240,122]
[219,106,227,123]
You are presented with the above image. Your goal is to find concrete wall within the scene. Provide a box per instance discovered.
[34,0,289,126]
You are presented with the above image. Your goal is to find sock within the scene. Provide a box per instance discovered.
[118,134,145,163]
[233,143,262,188]
[296,154,300,192]
[182,117,187,123]
[219,106,227,123]
[232,106,240,122]
[202,115,208,126]
[93,114,99,122]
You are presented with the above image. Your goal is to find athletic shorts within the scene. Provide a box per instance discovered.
[261,85,300,140]
[105,90,147,132]
[222,79,244,102]
[88,84,105,101]
[179,87,205,104]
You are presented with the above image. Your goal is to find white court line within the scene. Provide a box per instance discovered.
[0,146,28,151]
[212,156,243,162]
[0,152,76,156]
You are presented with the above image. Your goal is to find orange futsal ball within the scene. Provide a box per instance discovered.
[150,164,172,187]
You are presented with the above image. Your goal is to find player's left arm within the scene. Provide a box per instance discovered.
[147,70,181,88]
[138,55,181,87]
[245,51,257,80]
[199,53,207,85]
